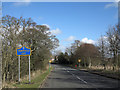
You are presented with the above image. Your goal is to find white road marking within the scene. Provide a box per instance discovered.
[64,68,87,84]
[64,68,67,70]
[56,68,67,70]
[76,76,87,84]
[71,73,75,77]
[67,71,69,72]
[69,69,76,71]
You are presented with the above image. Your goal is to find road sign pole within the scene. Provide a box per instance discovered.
[18,56,20,83]
[17,46,31,83]
[79,62,80,67]
[29,55,31,83]
[49,62,50,72]
[78,59,81,67]
[49,60,52,72]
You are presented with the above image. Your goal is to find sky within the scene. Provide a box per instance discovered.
[2,1,118,52]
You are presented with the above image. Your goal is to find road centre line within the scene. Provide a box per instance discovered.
[65,69,87,84]
[64,68,66,70]
[67,70,69,72]
[70,73,75,76]
[76,76,87,84]
[65,68,99,89]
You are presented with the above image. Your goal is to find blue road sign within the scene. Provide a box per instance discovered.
[16,46,31,56]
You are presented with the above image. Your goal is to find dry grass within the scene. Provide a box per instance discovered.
[70,64,120,80]
[2,65,50,88]
[90,65,119,71]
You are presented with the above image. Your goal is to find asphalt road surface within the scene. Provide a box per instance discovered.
[42,64,119,89]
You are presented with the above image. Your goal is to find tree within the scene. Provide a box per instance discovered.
[65,40,81,64]
[58,52,69,64]
[74,43,100,67]
[0,15,59,82]
[106,25,119,70]
[98,35,109,69]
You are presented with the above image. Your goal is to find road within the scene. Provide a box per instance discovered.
[42,64,119,88]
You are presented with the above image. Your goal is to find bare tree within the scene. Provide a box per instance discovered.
[106,25,119,70]
[98,35,109,69]
[1,15,59,83]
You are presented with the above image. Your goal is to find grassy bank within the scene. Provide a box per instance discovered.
[68,64,120,80]
[86,69,120,80]
[3,67,52,88]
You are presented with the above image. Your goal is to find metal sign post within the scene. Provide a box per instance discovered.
[79,62,80,67]
[49,60,52,72]
[49,62,50,72]
[29,55,31,83]
[16,46,31,83]
[18,55,20,82]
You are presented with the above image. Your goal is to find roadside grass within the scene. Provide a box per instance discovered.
[92,69,120,79]
[11,67,52,88]
[68,64,120,80]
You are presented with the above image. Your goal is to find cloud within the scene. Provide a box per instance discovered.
[102,36,108,40]
[81,37,95,44]
[65,36,76,41]
[42,24,50,29]
[24,0,32,2]
[56,44,66,52]
[32,17,43,23]
[2,0,119,2]
[105,0,119,8]
[115,0,120,2]
[51,28,61,35]
[13,0,31,6]
[105,3,118,8]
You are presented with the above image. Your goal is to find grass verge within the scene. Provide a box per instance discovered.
[8,67,52,88]
[68,64,120,80]
[86,69,120,80]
